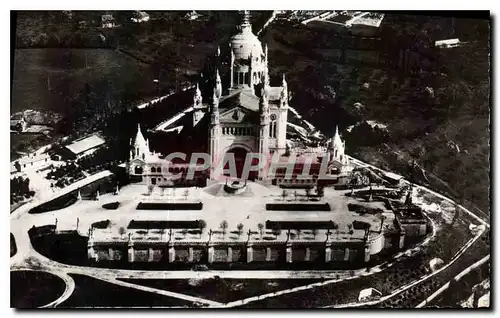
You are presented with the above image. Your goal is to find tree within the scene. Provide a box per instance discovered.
[378,214,387,233]
[198,220,207,239]
[333,223,339,239]
[317,186,325,198]
[208,229,213,242]
[326,228,332,242]
[364,225,371,243]
[118,226,126,238]
[237,223,244,238]
[14,161,21,172]
[257,223,264,238]
[347,224,354,235]
[312,228,318,240]
[220,220,228,239]
[272,224,282,239]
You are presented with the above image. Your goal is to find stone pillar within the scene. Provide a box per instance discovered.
[208,245,215,264]
[266,247,272,262]
[399,233,405,249]
[364,244,371,262]
[128,242,135,263]
[88,241,95,261]
[286,244,293,263]
[188,247,194,262]
[149,247,155,262]
[344,247,350,262]
[305,247,311,262]
[109,247,115,261]
[227,247,233,263]
[246,244,253,263]
[168,245,176,263]
[325,244,332,263]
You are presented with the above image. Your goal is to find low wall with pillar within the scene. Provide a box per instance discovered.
[88,239,382,264]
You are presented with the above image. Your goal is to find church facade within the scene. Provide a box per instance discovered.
[128,11,350,186]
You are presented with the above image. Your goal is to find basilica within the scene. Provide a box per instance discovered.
[128,11,351,186]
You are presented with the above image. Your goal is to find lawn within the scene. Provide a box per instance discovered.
[120,278,323,304]
[11,270,66,308]
[60,274,194,308]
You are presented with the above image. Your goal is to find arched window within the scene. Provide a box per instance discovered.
[142,153,145,160]
[151,167,156,173]
[134,166,143,174]
[136,148,139,156]
[269,121,277,138]
[151,178,157,185]
[157,167,162,173]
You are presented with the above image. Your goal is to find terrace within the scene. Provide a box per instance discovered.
[41,179,402,250]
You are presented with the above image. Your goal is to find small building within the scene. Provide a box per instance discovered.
[382,171,404,186]
[11,152,51,173]
[435,38,461,49]
[62,134,106,160]
[131,11,150,23]
[101,14,116,28]
[394,204,427,237]
[185,10,200,21]
[10,114,27,132]
[358,287,382,302]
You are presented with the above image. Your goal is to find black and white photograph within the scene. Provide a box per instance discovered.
[9,9,491,309]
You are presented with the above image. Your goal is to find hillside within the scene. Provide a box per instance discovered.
[262,14,490,215]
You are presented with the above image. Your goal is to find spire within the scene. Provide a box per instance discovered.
[259,86,268,111]
[215,68,222,98]
[194,83,202,107]
[134,123,147,148]
[280,74,288,108]
[211,88,220,126]
[212,88,219,109]
[216,45,220,57]
[261,71,269,89]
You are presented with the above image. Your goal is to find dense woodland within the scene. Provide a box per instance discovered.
[12,11,490,214]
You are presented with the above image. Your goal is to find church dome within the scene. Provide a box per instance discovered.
[230,11,264,60]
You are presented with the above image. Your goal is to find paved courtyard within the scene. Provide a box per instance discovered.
[48,180,397,244]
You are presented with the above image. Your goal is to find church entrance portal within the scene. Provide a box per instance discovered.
[223,147,258,180]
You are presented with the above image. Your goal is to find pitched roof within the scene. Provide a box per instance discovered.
[219,90,260,112]
[65,135,105,155]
